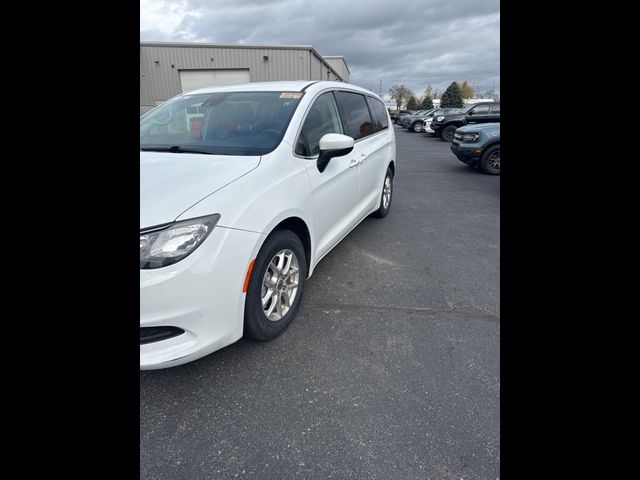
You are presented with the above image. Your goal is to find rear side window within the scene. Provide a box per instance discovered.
[335,91,375,140]
[471,104,491,114]
[490,104,500,114]
[366,97,389,132]
[295,92,344,157]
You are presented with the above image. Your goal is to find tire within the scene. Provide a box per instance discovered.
[244,230,306,341]
[480,144,500,175]
[371,167,394,218]
[412,122,424,133]
[441,125,457,142]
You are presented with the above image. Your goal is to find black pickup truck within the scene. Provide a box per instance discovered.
[431,102,500,142]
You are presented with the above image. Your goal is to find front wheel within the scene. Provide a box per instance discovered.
[412,122,424,133]
[244,230,306,341]
[480,145,500,175]
[371,167,394,218]
[441,125,457,142]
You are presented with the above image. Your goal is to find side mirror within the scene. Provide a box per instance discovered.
[467,110,474,115]
[317,134,355,173]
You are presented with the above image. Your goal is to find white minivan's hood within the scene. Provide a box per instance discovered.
[140,151,260,229]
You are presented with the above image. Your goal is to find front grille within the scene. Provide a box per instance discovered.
[140,326,185,345]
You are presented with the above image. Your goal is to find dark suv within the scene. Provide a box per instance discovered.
[431,102,500,142]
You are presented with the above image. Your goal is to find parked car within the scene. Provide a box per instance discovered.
[400,110,430,129]
[403,109,436,132]
[424,119,435,134]
[395,110,416,126]
[450,123,500,175]
[401,109,433,130]
[390,109,414,124]
[139,81,397,369]
[431,102,500,142]
[418,108,453,135]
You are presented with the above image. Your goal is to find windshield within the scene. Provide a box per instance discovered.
[140,91,303,156]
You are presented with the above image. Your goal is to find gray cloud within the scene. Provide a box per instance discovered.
[141,0,499,97]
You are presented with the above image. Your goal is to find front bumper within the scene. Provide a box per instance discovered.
[140,225,264,369]
[450,143,482,166]
[430,123,443,134]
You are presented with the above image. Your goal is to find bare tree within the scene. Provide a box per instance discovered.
[423,84,434,98]
[388,85,414,110]
[481,89,500,101]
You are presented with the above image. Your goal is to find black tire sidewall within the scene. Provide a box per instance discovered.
[244,230,306,341]
[442,125,457,142]
[480,145,500,175]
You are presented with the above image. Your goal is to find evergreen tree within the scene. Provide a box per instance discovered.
[440,82,463,108]
[406,96,418,110]
[419,95,434,110]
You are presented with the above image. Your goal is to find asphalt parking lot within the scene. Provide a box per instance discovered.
[140,125,500,479]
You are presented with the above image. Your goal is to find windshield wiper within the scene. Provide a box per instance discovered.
[141,146,212,154]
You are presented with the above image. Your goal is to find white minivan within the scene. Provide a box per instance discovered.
[140,81,396,369]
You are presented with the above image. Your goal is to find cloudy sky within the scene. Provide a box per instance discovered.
[140,0,499,98]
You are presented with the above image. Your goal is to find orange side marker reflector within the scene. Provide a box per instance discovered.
[242,259,256,293]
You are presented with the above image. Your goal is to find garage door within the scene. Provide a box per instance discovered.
[179,69,251,93]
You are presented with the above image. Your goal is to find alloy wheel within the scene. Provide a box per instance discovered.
[383,175,392,210]
[488,150,500,170]
[261,249,300,321]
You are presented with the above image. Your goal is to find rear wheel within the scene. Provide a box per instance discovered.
[244,230,306,341]
[371,167,394,218]
[480,145,500,175]
[441,125,457,142]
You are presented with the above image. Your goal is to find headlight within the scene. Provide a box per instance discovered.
[436,116,445,121]
[460,133,480,143]
[140,214,221,269]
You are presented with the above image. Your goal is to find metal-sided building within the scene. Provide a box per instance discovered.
[321,56,351,85]
[140,41,351,114]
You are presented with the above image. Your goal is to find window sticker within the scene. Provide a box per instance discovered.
[280,92,303,99]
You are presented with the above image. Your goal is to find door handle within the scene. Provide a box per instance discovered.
[349,158,359,168]
[359,153,368,164]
